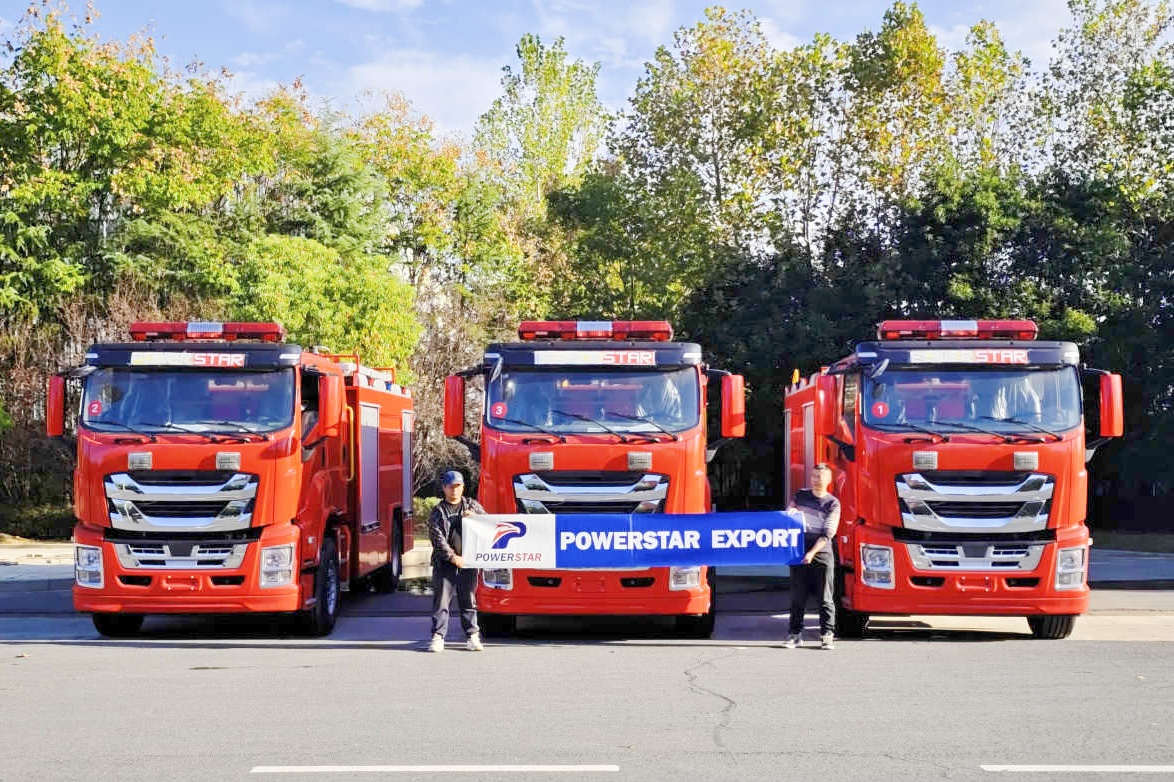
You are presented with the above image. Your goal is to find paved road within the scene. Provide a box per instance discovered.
[3,595,1173,782]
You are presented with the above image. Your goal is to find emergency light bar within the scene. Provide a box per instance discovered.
[518,320,673,342]
[877,320,1037,341]
[129,321,287,342]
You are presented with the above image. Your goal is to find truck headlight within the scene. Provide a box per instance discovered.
[1055,545,1086,591]
[482,569,512,590]
[861,544,894,589]
[260,544,294,588]
[75,545,103,588]
[669,566,701,591]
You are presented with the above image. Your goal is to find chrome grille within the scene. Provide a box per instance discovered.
[104,471,259,533]
[896,471,1054,533]
[115,541,248,570]
[906,540,1046,571]
[513,472,669,515]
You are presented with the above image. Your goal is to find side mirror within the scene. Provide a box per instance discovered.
[47,375,65,438]
[1099,372,1124,438]
[817,373,838,435]
[444,375,466,438]
[720,374,746,438]
[318,375,344,437]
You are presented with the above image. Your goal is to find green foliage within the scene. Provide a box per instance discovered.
[233,235,420,370]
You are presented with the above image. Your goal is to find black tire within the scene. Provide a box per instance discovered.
[1027,614,1077,639]
[676,566,717,638]
[299,536,340,637]
[371,524,402,594]
[833,564,868,638]
[92,613,144,637]
[479,613,516,637]
[836,608,869,639]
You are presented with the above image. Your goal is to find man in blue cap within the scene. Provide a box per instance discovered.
[428,469,487,652]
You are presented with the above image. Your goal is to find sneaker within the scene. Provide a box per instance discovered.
[820,633,835,650]
[466,633,484,652]
[782,633,801,649]
[428,634,444,653]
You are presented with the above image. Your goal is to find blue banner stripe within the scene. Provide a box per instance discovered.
[553,511,806,568]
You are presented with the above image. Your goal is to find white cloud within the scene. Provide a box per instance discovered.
[987,0,1070,71]
[222,0,289,34]
[758,0,803,25]
[760,17,802,51]
[224,69,282,104]
[334,0,423,11]
[232,51,279,68]
[345,50,504,137]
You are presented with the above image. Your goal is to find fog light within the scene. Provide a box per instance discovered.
[482,569,512,590]
[1055,545,1086,591]
[861,544,894,589]
[260,544,294,588]
[75,545,103,588]
[669,566,701,591]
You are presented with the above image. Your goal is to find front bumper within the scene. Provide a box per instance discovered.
[477,567,711,616]
[72,523,303,614]
[845,524,1090,617]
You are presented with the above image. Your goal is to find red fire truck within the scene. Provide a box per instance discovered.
[444,320,745,637]
[784,319,1124,639]
[47,321,415,637]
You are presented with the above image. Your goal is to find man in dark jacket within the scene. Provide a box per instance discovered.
[428,470,486,653]
[784,463,841,650]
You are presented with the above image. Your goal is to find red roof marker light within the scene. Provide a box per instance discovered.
[129,321,286,342]
[517,320,673,342]
[877,320,1037,341]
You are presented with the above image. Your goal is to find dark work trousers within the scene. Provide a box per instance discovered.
[430,561,479,638]
[788,559,835,635]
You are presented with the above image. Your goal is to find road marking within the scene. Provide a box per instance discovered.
[982,765,1174,773]
[251,765,620,774]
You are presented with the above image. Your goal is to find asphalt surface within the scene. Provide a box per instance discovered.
[2,588,1173,782]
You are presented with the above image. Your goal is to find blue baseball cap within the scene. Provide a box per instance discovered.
[442,470,465,487]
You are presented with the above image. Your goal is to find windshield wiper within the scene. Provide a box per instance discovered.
[86,420,156,443]
[138,421,244,443]
[979,415,1062,442]
[605,411,679,441]
[893,419,951,442]
[550,409,638,443]
[494,417,566,443]
[193,420,270,441]
[931,419,1019,443]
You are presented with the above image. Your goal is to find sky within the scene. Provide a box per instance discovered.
[0,0,1074,138]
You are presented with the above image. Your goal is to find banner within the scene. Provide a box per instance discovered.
[461,511,806,569]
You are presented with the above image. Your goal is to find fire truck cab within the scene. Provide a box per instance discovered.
[784,319,1124,639]
[444,320,745,637]
[48,321,415,637]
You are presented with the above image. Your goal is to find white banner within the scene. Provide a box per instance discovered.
[462,514,557,569]
[533,350,656,366]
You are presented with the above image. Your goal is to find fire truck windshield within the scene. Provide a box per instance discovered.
[81,368,295,434]
[485,367,700,434]
[861,366,1081,434]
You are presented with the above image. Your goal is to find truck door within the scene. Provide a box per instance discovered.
[783,408,792,502]
[803,402,815,490]
[356,402,387,571]
[401,409,415,544]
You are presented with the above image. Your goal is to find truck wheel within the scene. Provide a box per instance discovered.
[300,536,340,637]
[836,609,869,639]
[676,566,717,638]
[371,527,402,594]
[479,614,516,637]
[92,613,144,637]
[1027,614,1077,639]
